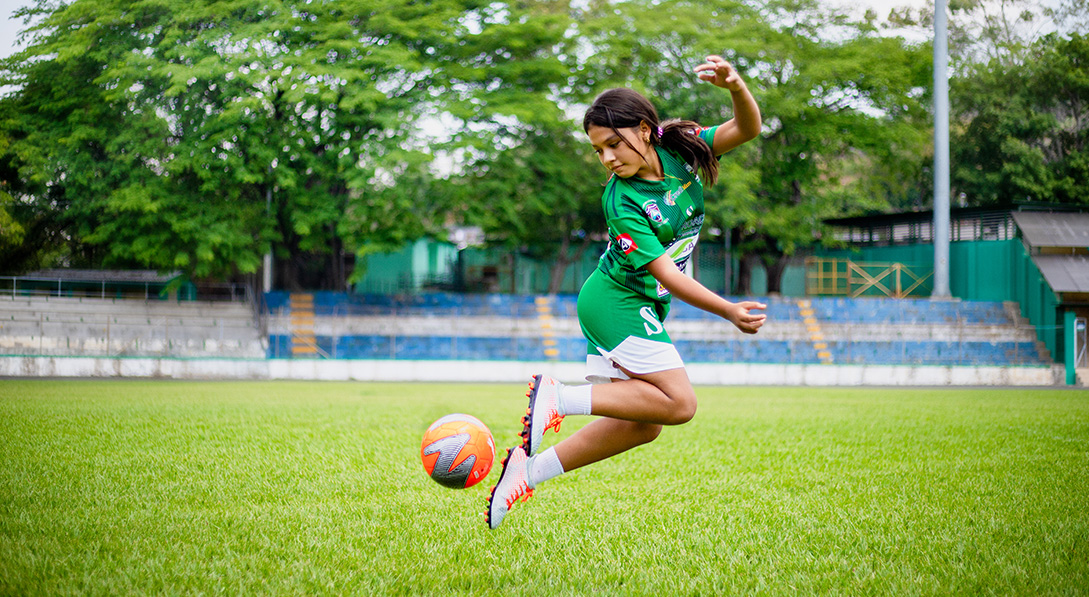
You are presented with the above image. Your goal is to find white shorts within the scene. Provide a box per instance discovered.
[585,336,685,384]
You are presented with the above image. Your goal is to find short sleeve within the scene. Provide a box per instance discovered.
[698,125,718,154]
[608,199,665,270]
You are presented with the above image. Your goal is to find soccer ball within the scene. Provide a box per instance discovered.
[420,414,496,489]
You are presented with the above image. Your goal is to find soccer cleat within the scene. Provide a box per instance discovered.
[485,446,534,530]
[520,374,564,457]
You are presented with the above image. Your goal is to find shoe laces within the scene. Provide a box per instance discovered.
[502,475,534,509]
[545,410,564,433]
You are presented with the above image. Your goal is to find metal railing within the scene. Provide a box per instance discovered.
[805,257,934,299]
[1077,317,1087,367]
[0,275,251,302]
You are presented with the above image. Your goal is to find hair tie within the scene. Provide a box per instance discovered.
[657,126,663,138]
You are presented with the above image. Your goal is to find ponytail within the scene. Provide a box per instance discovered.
[656,119,719,187]
[584,88,719,187]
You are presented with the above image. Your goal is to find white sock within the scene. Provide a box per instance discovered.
[527,447,565,489]
[559,383,592,416]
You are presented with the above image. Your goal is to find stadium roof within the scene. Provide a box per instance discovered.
[1012,211,1089,249]
[1032,255,1089,294]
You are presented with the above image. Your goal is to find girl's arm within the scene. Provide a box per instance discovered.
[694,55,762,156]
[645,254,766,334]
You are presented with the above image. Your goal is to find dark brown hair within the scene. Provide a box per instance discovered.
[582,88,718,186]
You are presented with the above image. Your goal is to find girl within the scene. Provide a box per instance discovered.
[487,55,767,529]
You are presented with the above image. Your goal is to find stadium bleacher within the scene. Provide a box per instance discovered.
[0,289,1049,367]
[264,292,1049,367]
[0,295,266,358]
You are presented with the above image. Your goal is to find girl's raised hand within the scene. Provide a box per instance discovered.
[694,55,745,92]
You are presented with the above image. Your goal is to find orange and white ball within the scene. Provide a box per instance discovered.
[420,414,495,489]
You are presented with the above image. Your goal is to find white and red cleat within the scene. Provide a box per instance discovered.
[520,374,565,457]
[485,445,534,530]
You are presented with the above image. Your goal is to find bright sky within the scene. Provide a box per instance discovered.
[0,0,934,60]
[0,0,28,59]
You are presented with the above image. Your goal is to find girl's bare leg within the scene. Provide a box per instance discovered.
[553,367,695,471]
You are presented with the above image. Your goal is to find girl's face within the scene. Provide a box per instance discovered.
[587,123,659,180]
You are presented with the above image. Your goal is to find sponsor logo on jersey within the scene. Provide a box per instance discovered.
[677,214,704,236]
[616,233,637,255]
[665,234,699,263]
[663,181,692,206]
[642,200,664,224]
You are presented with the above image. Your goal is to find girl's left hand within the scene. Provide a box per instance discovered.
[725,301,767,334]
[695,55,745,92]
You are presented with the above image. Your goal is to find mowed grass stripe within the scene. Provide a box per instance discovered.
[0,381,1086,595]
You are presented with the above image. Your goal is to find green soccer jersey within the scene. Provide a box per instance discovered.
[595,126,717,303]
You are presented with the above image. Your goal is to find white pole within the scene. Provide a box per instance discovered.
[264,167,274,294]
[933,0,952,298]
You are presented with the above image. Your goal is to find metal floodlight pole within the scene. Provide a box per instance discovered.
[263,168,274,294]
[932,0,952,298]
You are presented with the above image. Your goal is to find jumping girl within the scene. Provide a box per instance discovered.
[487,55,767,529]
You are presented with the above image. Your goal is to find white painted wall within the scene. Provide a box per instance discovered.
[0,356,1063,386]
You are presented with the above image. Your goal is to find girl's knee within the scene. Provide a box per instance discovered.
[633,422,663,445]
[668,391,697,425]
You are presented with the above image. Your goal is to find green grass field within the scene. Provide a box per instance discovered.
[1,380,1087,595]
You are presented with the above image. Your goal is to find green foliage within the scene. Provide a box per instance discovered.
[3,0,1082,291]
[573,0,931,292]
[952,33,1089,206]
[0,194,24,249]
[431,0,601,292]
[0,0,469,285]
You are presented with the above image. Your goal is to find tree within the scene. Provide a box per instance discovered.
[886,0,1089,207]
[0,0,465,288]
[0,0,944,297]
[573,0,932,293]
[431,0,605,293]
[951,32,1089,206]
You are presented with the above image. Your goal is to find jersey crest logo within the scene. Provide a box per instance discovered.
[642,201,664,223]
[616,233,637,255]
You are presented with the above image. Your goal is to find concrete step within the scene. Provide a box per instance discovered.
[0,296,254,319]
[0,335,266,358]
[0,295,264,358]
[1,321,262,341]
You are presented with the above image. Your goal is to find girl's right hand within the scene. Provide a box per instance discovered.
[694,55,746,92]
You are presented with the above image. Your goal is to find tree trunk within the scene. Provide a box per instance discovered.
[508,252,517,294]
[547,258,568,294]
[737,254,754,295]
[764,254,789,295]
[547,233,594,294]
